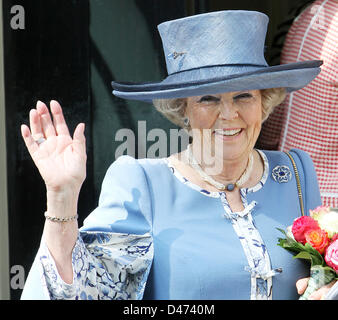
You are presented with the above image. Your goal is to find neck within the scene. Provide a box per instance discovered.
[188,143,253,187]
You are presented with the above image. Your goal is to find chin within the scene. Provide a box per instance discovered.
[215,143,252,161]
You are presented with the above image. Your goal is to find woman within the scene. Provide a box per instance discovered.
[20,10,335,299]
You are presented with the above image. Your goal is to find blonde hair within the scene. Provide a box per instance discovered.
[153,87,286,130]
[261,88,287,122]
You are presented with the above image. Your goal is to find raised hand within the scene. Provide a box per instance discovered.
[21,100,87,194]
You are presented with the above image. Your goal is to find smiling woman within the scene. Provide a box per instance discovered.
[183,90,263,178]
[21,10,337,300]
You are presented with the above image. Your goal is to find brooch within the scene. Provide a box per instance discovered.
[271,165,292,183]
[168,51,186,59]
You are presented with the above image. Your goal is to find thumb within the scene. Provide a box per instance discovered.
[296,277,309,295]
[72,123,86,155]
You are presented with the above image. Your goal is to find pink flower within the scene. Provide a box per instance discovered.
[325,239,338,273]
[309,205,330,217]
[292,216,320,245]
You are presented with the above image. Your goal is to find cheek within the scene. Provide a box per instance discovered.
[244,104,262,135]
[254,116,262,131]
[189,108,217,129]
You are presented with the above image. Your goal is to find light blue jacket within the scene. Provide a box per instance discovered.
[21,149,324,300]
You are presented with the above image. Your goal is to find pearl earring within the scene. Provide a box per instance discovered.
[183,117,190,126]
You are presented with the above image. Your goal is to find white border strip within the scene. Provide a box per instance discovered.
[0,0,10,300]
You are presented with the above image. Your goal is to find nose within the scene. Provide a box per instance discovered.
[218,100,238,120]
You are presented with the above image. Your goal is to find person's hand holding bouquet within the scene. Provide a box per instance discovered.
[278,206,338,300]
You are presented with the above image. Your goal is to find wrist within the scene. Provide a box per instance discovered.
[44,212,79,222]
[46,187,80,217]
[46,181,82,195]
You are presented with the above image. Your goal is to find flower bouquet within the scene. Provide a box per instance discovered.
[277,206,338,300]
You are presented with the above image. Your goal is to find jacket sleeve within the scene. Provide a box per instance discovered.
[21,155,154,300]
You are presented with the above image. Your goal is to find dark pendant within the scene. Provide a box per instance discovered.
[226,183,235,191]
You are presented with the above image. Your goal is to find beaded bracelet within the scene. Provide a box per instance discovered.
[44,212,78,222]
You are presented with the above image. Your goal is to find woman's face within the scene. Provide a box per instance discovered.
[185,90,262,161]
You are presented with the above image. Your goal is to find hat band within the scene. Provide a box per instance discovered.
[168,63,267,76]
[111,60,322,93]
[112,63,268,92]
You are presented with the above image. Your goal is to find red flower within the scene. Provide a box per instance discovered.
[325,239,338,273]
[292,216,320,244]
[304,229,330,254]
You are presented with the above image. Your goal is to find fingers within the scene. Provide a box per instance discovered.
[29,107,44,140]
[50,100,70,136]
[21,124,39,157]
[72,123,86,156]
[309,281,335,300]
[23,100,84,156]
[296,277,309,295]
[308,287,326,300]
[29,100,71,138]
[36,101,56,138]
[296,277,335,300]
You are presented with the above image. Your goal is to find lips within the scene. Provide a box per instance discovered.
[214,128,242,137]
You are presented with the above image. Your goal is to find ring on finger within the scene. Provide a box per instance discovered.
[34,137,46,145]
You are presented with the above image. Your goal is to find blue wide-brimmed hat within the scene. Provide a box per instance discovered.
[111,10,322,102]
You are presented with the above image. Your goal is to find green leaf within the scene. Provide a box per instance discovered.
[276,228,287,236]
[277,236,307,253]
[320,266,338,275]
[303,243,324,266]
[276,227,324,266]
[290,246,323,266]
[293,251,312,261]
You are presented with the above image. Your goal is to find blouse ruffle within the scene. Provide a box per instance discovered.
[39,231,153,300]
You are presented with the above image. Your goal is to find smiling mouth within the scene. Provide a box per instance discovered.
[214,128,243,137]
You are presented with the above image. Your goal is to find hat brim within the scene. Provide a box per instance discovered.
[112,60,322,102]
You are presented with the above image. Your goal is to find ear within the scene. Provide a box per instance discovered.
[183,117,190,126]
[181,98,188,118]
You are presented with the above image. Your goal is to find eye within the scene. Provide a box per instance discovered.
[198,95,220,103]
[233,92,253,100]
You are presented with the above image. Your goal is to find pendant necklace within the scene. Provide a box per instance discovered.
[186,144,254,191]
